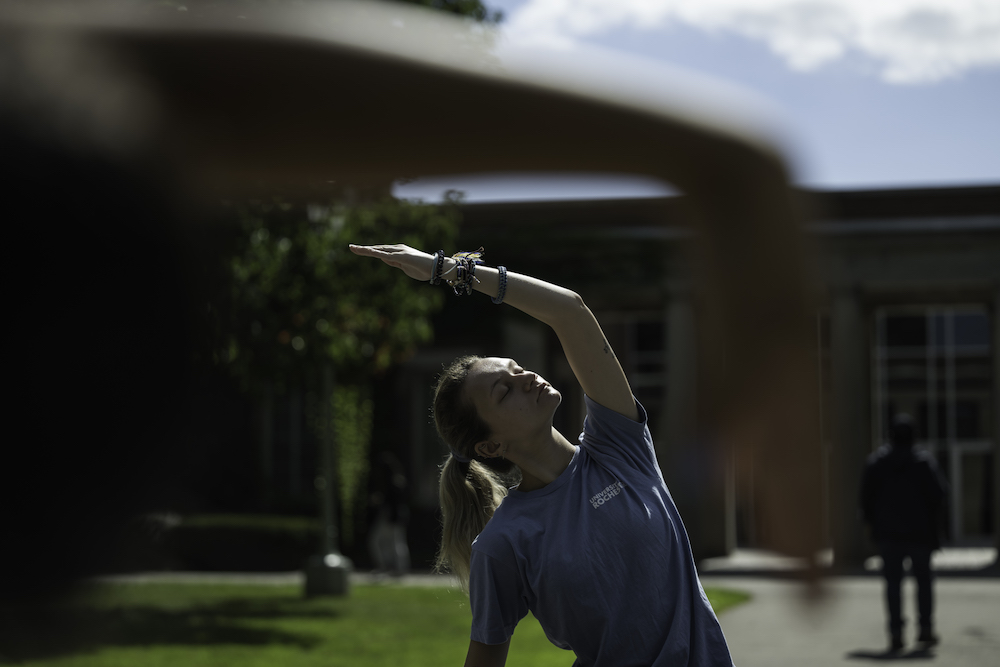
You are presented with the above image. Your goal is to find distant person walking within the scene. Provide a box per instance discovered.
[861,414,948,652]
[368,451,411,576]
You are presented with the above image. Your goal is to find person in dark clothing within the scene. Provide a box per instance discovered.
[861,414,948,652]
[368,452,411,576]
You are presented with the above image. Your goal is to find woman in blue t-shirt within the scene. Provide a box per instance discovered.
[350,243,733,667]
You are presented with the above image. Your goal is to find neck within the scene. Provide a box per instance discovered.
[512,428,576,493]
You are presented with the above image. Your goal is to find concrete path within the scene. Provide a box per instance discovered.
[702,574,1000,666]
[698,547,1000,665]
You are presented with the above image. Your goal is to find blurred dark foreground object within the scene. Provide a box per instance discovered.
[0,31,192,604]
[1,0,826,607]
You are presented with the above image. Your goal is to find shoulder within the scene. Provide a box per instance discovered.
[474,501,524,555]
[581,395,658,472]
[912,448,945,479]
[865,444,892,466]
[471,513,528,588]
[583,394,647,432]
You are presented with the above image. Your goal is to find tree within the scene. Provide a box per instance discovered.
[218,197,459,389]
[205,196,459,544]
[149,0,502,553]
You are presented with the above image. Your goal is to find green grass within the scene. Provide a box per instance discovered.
[1,583,749,666]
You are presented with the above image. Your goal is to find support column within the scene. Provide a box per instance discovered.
[305,364,352,596]
[661,290,730,559]
[259,382,274,508]
[993,286,1000,559]
[289,385,302,497]
[662,291,697,469]
[830,289,872,568]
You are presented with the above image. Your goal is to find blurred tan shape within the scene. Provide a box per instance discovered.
[0,0,825,590]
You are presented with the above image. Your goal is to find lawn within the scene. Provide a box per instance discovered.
[1,582,749,666]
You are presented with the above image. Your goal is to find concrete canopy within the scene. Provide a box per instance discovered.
[0,0,794,190]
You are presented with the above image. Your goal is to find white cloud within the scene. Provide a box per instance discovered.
[504,0,1000,83]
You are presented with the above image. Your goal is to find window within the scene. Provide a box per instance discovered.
[874,306,994,543]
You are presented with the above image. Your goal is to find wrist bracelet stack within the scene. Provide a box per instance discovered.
[446,247,485,296]
[431,247,507,304]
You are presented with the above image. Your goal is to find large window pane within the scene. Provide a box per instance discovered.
[874,306,994,544]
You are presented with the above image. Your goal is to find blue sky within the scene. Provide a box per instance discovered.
[395,0,1000,202]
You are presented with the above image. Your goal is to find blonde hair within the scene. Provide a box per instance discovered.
[432,355,517,591]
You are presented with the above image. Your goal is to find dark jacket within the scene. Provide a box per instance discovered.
[861,445,948,547]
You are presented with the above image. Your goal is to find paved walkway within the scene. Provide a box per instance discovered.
[702,575,1000,666]
[700,547,1000,666]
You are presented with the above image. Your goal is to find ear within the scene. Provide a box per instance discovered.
[475,440,503,459]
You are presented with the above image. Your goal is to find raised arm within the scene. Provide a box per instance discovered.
[349,244,637,420]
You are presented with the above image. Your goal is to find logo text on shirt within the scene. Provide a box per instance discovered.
[590,481,625,509]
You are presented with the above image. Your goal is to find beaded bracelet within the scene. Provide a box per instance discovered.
[492,265,508,305]
[429,250,444,285]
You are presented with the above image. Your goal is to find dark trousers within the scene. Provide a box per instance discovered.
[880,541,934,638]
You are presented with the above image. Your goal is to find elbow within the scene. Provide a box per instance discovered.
[534,288,590,331]
[557,289,590,323]
[547,290,596,334]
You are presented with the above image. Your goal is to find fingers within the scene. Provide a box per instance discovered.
[349,244,387,257]
[349,245,414,266]
[349,244,405,256]
[349,243,432,281]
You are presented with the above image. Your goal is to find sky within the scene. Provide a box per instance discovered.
[394,0,1000,202]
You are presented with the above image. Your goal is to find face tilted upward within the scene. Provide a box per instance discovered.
[464,357,561,449]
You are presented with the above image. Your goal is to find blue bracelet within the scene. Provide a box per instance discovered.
[429,250,444,285]
[492,265,507,304]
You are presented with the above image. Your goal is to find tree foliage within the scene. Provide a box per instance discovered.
[199,196,457,542]
[150,0,500,542]
[215,198,459,392]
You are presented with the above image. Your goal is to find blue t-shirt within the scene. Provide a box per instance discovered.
[468,396,733,667]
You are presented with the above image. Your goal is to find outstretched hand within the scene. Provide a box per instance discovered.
[349,244,435,281]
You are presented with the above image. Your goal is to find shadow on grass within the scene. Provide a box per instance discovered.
[0,596,335,662]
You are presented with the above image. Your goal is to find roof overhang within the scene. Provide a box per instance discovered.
[0,0,792,194]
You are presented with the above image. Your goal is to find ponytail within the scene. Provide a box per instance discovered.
[435,456,511,590]
[432,356,517,592]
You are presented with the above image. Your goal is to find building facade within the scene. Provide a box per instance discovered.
[393,185,999,566]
